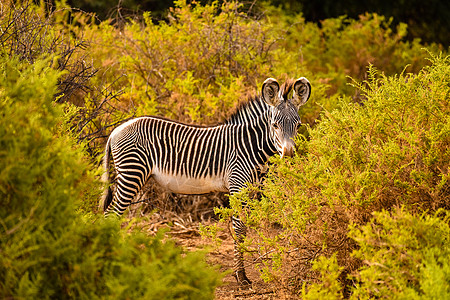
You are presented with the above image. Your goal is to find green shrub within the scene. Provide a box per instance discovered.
[77,2,439,149]
[218,52,449,296]
[301,254,343,300]
[0,0,97,104]
[8,0,436,155]
[0,56,221,299]
[349,208,450,299]
[263,5,437,97]
[302,208,450,299]
[81,0,277,124]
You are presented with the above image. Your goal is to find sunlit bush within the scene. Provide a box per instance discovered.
[262,5,438,97]
[349,208,450,299]
[79,1,438,139]
[4,0,435,155]
[219,53,449,296]
[303,208,450,299]
[82,1,274,124]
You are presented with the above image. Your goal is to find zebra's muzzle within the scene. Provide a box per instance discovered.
[281,140,295,158]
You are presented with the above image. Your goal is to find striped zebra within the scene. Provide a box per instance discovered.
[101,77,311,285]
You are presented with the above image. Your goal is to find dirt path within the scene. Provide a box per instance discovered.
[169,220,277,299]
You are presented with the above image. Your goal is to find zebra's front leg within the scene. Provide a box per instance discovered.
[228,171,254,286]
[232,215,251,286]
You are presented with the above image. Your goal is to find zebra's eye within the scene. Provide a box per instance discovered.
[272,122,280,129]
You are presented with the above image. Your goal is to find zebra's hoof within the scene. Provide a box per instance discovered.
[233,270,252,287]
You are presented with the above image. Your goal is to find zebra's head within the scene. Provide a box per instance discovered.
[262,77,311,158]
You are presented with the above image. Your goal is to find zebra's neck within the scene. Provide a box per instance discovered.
[223,97,278,159]
[225,96,270,126]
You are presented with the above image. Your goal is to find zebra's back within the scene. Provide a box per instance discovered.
[108,116,233,194]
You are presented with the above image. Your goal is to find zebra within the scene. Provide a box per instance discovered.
[101,77,311,285]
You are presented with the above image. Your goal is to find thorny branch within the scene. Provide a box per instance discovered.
[0,0,130,157]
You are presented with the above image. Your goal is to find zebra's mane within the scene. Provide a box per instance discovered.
[224,96,269,125]
[225,80,295,125]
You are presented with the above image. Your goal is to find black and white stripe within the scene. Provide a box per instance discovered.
[101,77,311,285]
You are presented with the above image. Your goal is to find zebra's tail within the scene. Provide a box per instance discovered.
[100,137,113,212]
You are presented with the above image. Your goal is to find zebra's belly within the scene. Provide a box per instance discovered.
[152,171,228,194]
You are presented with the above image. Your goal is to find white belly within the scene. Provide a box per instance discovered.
[152,170,228,194]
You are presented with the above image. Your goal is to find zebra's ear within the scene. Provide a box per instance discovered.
[293,77,311,107]
[261,78,280,106]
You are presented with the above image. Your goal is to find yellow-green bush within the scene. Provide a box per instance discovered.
[262,4,438,97]
[0,1,97,104]
[303,208,450,299]
[81,0,278,124]
[0,56,221,299]
[5,0,436,155]
[349,208,450,299]
[220,53,449,296]
[75,1,438,148]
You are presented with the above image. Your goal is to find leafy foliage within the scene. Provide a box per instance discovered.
[219,53,450,296]
[1,1,436,154]
[349,208,450,299]
[0,0,96,103]
[301,254,343,300]
[75,1,436,145]
[0,56,221,299]
[82,0,277,124]
[302,208,450,299]
[67,0,450,47]
[271,0,450,47]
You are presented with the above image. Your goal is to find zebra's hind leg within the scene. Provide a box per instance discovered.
[232,216,252,286]
[105,171,144,216]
